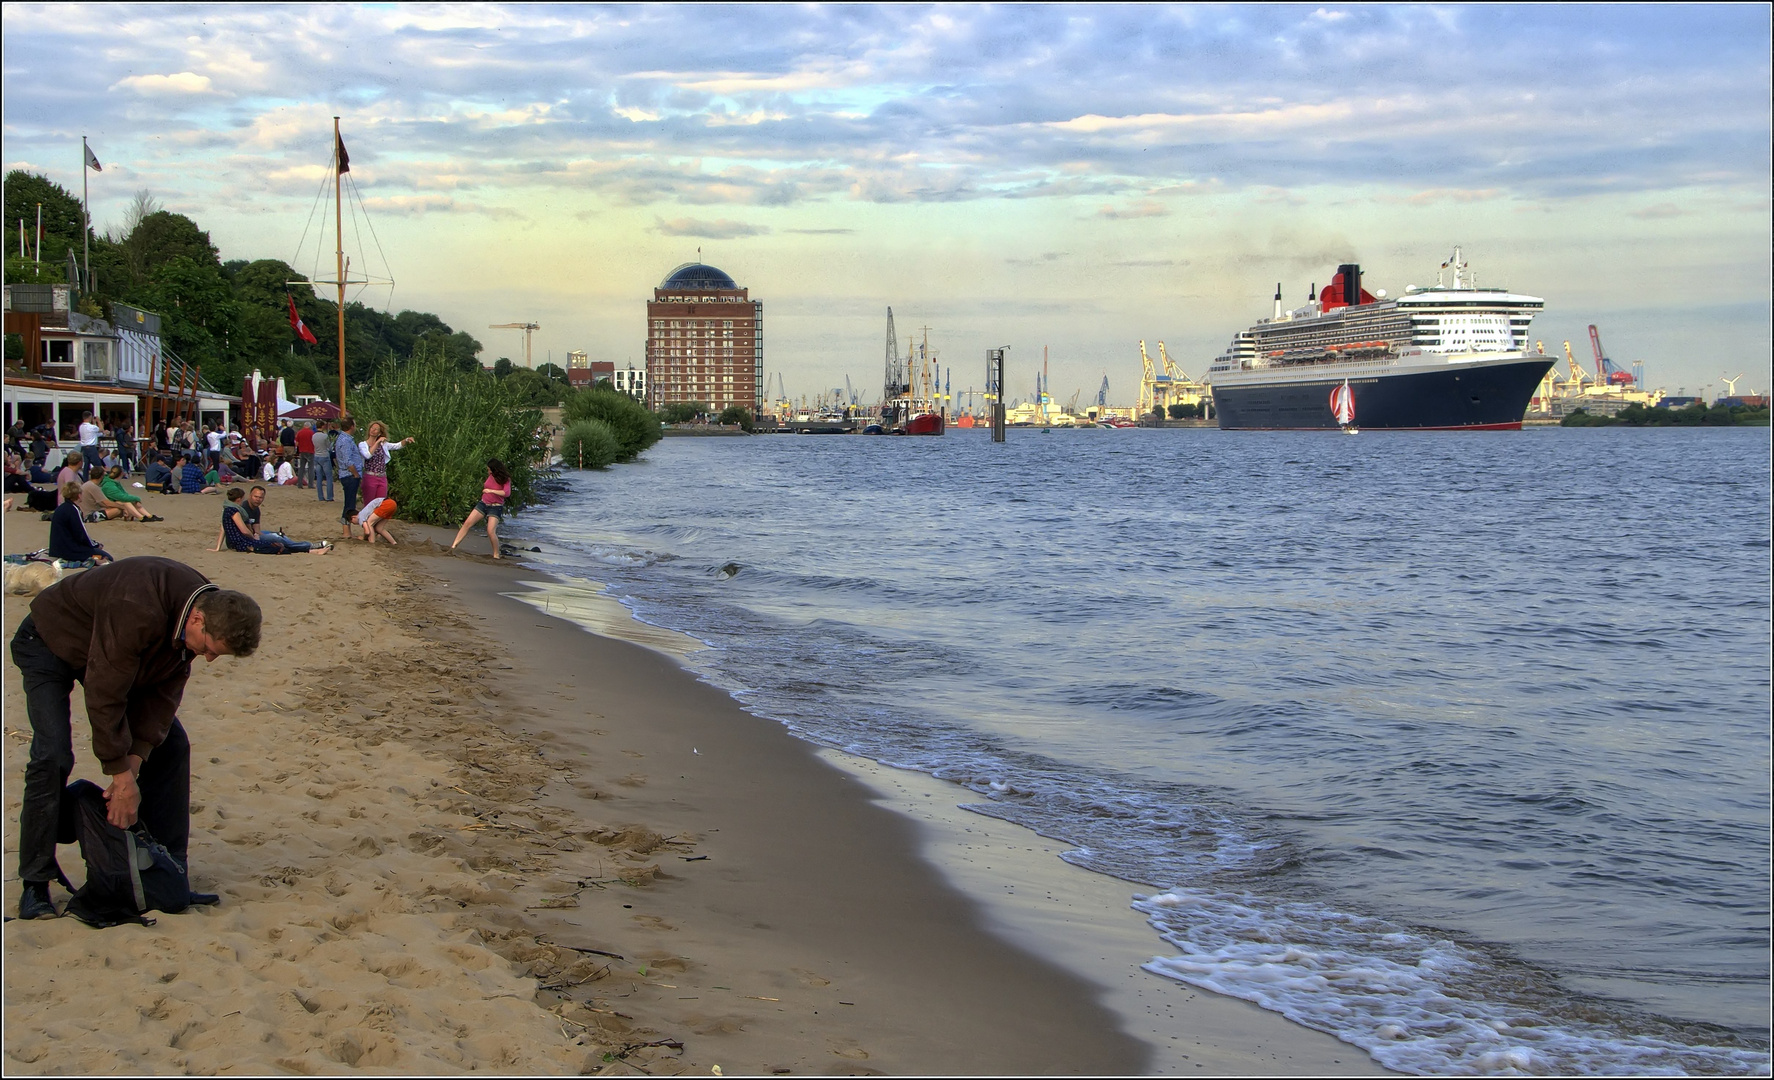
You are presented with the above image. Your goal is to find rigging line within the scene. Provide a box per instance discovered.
[346,171,397,312]
[292,158,332,289]
[342,178,386,308]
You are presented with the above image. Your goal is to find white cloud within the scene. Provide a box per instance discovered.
[652,217,771,239]
[110,71,214,95]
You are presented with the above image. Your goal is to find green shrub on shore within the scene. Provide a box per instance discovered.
[561,419,621,469]
[563,386,663,461]
[717,405,754,430]
[356,346,544,524]
[1562,403,1771,427]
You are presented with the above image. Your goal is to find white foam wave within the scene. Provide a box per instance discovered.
[1134,890,1771,1076]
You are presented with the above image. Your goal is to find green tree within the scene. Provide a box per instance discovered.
[492,357,514,379]
[717,405,753,430]
[536,362,568,382]
[660,401,705,424]
[2,171,85,266]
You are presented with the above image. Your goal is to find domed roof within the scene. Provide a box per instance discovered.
[660,262,738,290]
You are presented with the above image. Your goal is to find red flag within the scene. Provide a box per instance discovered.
[288,294,318,345]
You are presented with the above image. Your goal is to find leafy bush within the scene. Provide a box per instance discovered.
[356,345,543,525]
[659,401,705,424]
[563,386,663,461]
[561,419,621,469]
[717,406,754,430]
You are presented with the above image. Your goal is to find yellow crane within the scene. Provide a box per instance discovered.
[1137,340,1169,416]
[489,322,541,368]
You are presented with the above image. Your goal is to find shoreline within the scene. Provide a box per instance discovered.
[3,484,1385,1074]
[457,545,1386,1075]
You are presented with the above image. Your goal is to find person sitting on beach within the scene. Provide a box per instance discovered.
[11,556,260,919]
[47,482,112,565]
[54,452,84,506]
[275,459,297,486]
[210,488,328,555]
[101,466,162,522]
[355,496,400,545]
[144,453,176,494]
[4,449,58,514]
[180,459,217,495]
[449,457,512,560]
[78,476,148,523]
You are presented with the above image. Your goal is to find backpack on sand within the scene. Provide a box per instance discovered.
[58,779,220,928]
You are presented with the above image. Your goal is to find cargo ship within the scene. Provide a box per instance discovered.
[1205,248,1554,430]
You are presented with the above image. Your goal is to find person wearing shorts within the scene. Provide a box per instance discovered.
[448,458,512,560]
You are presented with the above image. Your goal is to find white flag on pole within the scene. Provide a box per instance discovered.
[84,142,102,172]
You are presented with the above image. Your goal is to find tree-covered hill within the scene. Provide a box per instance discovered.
[3,170,482,395]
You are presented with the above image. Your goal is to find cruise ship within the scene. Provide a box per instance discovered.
[1206,248,1554,430]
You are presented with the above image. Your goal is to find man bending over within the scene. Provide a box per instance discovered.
[10,557,261,918]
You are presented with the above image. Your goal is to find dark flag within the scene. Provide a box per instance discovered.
[84,142,102,172]
[336,131,349,174]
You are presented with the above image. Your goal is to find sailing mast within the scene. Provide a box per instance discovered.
[334,117,347,414]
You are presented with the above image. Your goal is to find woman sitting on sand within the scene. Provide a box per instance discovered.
[47,481,111,565]
[210,488,328,555]
[449,457,511,559]
[100,466,162,521]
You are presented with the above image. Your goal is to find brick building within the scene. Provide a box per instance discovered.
[645,263,761,415]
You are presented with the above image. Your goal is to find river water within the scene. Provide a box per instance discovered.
[519,426,1770,1075]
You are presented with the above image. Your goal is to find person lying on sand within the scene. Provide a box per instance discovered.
[11,556,261,919]
[79,476,150,523]
[100,466,161,521]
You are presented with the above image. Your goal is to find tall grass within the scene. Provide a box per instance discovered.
[356,346,544,525]
[563,386,662,462]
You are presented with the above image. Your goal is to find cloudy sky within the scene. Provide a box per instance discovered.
[4,4,1770,402]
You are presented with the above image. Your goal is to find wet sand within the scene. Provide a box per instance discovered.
[2,481,1381,1074]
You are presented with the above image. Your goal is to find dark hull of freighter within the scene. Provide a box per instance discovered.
[1211,357,1555,431]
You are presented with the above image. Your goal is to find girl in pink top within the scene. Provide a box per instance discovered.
[449,457,512,559]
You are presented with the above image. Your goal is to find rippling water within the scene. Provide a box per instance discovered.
[519,427,1771,1075]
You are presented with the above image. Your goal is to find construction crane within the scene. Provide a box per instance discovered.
[1097,375,1110,408]
[1137,340,1170,416]
[1589,324,1635,386]
[489,322,540,368]
[1562,341,1591,389]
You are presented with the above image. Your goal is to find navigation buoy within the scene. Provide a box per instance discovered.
[1330,381,1356,426]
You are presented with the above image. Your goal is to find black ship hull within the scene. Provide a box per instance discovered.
[1211,357,1555,431]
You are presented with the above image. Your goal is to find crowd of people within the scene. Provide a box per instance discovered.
[7,410,524,562]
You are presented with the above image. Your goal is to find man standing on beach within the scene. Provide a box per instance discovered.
[333,417,364,535]
[312,421,334,501]
[9,557,262,919]
[294,422,315,489]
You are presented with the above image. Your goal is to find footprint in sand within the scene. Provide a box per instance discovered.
[616,773,647,787]
[631,914,676,931]
[791,968,831,988]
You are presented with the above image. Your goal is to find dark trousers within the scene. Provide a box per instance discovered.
[11,616,190,884]
[340,473,361,523]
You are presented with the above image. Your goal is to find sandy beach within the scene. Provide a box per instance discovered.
[3,480,1380,1075]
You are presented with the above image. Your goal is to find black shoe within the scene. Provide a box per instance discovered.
[18,881,57,920]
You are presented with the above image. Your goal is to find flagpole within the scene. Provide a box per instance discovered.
[335,117,347,415]
[81,136,90,293]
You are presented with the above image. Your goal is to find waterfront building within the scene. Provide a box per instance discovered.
[645,263,761,414]
[611,363,647,401]
[567,359,615,388]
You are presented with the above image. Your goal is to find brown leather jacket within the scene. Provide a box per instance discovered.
[28,557,215,774]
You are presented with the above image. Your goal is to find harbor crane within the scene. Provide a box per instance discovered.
[1589,324,1635,386]
[1097,375,1110,408]
[489,322,540,368]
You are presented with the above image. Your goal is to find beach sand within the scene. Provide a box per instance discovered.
[3,480,1381,1075]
